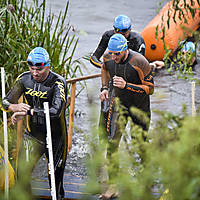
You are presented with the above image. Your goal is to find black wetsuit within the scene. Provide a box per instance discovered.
[103,50,154,135]
[90,30,145,68]
[102,50,154,181]
[2,70,68,199]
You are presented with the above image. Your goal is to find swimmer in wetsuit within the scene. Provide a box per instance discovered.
[99,34,154,200]
[91,15,146,133]
[151,41,197,71]
[90,14,145,68]
[1,47,68,200]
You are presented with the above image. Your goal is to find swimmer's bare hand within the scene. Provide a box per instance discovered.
[11,111,26,125]
[99,90,108,102]
[113,76,126,89]
[9,103,30,113]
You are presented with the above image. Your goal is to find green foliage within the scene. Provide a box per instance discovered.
[0,142,37,200]
[156,0,200,80]
[86,98,152,199]
[0,0,86,198]
[148,113,200,200]
[0,0,86,102]
[86,99,200,199]
[167,49,196,80]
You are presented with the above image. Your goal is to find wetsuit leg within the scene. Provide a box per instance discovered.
[128,110,150,132]
[107,114,127,183]
[96,104,110,185]
[128,110,151,164]
[55,151,67,199]
[17,134,45,199]
[46,137,67,200]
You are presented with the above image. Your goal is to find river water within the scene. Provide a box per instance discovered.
[31,0,200,179]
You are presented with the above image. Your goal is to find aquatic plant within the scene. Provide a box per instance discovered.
[156,0,200,80]
[0,0,86,124]
[0,0,86,198]
[0,0,86,84]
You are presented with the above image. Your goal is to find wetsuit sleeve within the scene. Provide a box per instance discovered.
[135,34,146,56]
[128,32,146,56]
[1,77,24,111]
[125,65,154,95]
[101,54,111,87]
[138,38,146,56]
[90,32,110,68]
[33,80,67,118]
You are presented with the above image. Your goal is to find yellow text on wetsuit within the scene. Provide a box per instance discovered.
[25,88,47,99]
[56,81,66,102]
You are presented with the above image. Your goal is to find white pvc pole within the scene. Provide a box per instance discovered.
[191,81,196,117]
[1,67,9,198]
[43,102,57,200]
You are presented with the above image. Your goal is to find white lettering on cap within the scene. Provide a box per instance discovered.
[117,44,124,49]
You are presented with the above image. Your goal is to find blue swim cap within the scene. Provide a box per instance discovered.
[108,34,128,52]
[182,42,195,53]
[114,15,131,31]
[27,47,50,66]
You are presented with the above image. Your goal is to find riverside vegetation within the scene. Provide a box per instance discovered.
[86,0,200,199]
[0,0,200,199]
[0,0,86,199]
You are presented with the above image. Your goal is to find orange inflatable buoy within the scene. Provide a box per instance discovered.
[141,0,200,61]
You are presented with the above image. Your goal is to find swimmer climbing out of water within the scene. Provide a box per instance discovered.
[99,34,154,200]
[90,15,147,193]
[150,41,197,71]
[1,47,68,200]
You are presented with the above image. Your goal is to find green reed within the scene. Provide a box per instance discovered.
[0,0,86,89]
[0,0,87,198]
[0,0,88,123]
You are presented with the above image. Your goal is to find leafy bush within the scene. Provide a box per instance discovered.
[86,100,200,200]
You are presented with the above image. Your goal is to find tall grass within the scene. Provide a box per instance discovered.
[0,0,87,122]
[0,1,86,198]
[0,0,86,91]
